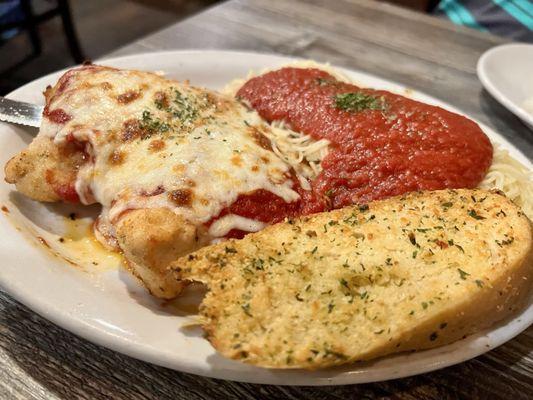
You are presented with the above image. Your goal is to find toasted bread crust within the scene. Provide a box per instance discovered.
[173,189,533,369]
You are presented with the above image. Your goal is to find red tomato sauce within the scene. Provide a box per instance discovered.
[209,180,327,239]
[211,189,300,239]
[44,108,72,124]
[237,67,493,210]
[45,170,80,203]
[53,182,80,203]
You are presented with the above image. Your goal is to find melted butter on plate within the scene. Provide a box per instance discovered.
[57,216,123,271]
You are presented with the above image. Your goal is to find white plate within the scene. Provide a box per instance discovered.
[0,50,532,386]
[477,43,533,129]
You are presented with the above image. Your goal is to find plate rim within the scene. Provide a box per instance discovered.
[1,49,532,386]
[477,43,533,129]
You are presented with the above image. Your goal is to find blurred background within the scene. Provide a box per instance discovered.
[0,0,529,95]
[0,0,218,94]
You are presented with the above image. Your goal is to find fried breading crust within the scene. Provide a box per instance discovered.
[4,136,82,202]
[5,140,205,299]
[4,126,209,299]
[115,208,209,299]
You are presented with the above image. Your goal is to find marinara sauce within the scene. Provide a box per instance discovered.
[237,68,493,210]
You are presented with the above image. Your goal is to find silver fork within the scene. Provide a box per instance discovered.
[0,97,43,128]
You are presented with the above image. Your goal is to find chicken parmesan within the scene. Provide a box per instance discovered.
[4,65,306,298]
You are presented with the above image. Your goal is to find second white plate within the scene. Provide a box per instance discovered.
[477,43,533,130]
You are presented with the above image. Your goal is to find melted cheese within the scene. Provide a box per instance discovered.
[39,66,300,241]
[208,214,267,237]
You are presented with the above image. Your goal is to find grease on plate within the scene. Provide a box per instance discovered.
[56,215,123,270]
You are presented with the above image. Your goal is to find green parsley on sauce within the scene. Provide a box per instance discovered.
[333,92,386,112]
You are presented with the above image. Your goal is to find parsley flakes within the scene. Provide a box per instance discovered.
[334,92,386,112]
[458,268,470,280]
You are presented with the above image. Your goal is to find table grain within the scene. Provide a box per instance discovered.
[1,0,532,398]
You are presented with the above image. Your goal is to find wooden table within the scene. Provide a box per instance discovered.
[1,0,532,398]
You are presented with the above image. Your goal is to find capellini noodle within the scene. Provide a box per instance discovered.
[480,144,533,220]
[263,120,329,190]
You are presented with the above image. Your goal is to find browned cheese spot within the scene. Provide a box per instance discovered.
[122,119,143,141]
[108,149,126,165]
[173,164,186,174]
[248,127,272,150]
[231,155,243,167]
[117,90,141,104]
[149,139,166,152]
[168,189,193,207]
[154,91,169,109]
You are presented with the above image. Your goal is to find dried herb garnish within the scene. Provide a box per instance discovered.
[468,209,485,220]
[334,92,386,112]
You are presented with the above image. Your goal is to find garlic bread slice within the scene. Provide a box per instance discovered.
[172,189,533,369]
